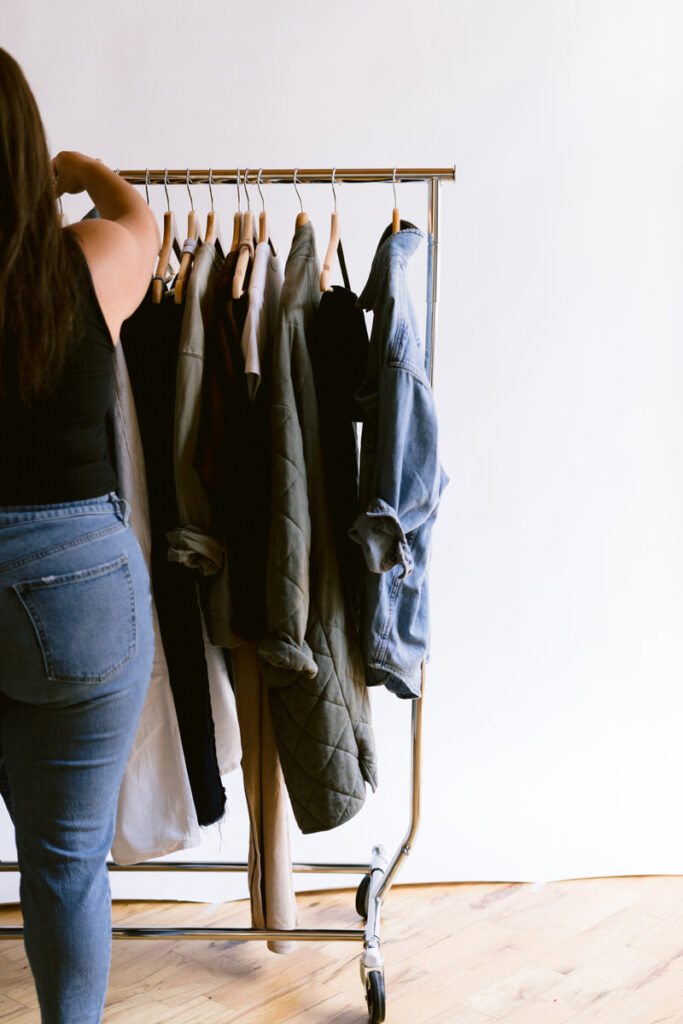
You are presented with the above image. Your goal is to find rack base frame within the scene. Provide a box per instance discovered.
[0,168,451,1024]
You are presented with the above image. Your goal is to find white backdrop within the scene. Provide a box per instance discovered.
[1,0,683,904]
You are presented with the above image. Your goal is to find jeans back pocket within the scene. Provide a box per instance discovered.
[13,554,136,683]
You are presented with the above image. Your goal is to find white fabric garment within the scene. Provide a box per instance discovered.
[241,241,283,400]
[199,596,241,776]
[111,342,201,864]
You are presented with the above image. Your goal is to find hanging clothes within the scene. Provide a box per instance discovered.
[234,242,297,952]
[193,246,248,637]
[194,243,268,642]
[351,222,449,699]
[257,221,377,835]
[121,284,226,826]
[110,341,201,863]
[306,244,369,621]
[241,239,283,401]
[167,239,242,773]
[184,241,297,952]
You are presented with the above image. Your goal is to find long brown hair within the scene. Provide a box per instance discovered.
[0,48,83,405]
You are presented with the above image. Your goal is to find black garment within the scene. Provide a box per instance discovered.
[121,284,226,826]
[0,237,117,505]
[195,251,271,642]
[306,274,369,618]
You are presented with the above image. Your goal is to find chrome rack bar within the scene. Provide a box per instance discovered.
[112,927,363,942]
[0,861,370,874]
[0,927,363,943]
[108,861,369,874]
[115,166,456,186]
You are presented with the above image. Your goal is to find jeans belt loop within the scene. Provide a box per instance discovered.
[109,492,130,526]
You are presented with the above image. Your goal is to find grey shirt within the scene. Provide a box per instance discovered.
[167,241,242,650]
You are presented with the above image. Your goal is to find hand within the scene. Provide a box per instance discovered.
[52,151,98,196]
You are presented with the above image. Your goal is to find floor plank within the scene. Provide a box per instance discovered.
[1,878,683,1022]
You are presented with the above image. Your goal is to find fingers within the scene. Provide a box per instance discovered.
[51,151,90,196]
[51,157,65,197]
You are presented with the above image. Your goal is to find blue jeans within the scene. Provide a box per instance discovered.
[0,493,154,1024]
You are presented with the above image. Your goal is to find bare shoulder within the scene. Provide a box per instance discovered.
[67,217,135,258]
[65,220,156,343]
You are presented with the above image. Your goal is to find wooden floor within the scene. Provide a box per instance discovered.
[1,877,683,1022]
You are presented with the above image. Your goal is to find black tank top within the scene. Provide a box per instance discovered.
[0,241,117,506]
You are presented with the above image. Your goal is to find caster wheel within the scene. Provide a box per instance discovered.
[356,873,371,919]
[365,970,386,1023]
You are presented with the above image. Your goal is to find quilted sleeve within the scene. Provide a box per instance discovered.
[258,318,318,682]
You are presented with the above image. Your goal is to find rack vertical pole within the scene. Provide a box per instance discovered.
[426,176,441,386]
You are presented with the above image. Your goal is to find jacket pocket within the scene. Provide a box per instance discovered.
[12,554,136,683]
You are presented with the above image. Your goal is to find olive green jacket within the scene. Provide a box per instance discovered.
[257,222,378,834]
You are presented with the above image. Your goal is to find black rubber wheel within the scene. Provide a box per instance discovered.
[356,872,370,921]
[365,970,386,1024]
[356,874,371,919]
[356,873,371,919]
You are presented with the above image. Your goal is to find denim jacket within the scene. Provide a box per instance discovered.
[350,222,448,699]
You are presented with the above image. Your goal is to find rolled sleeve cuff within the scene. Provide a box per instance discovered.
[349,498,414,578]
[257,634,318,686]
[166,526,224,576]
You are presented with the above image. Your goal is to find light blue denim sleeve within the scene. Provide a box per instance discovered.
[350,362,445,579]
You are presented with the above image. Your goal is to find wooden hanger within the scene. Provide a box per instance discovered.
[293,167,309,229]
[233,168,254,299]
[320,168,340,292]
[175,171,203,305]
[153,169,183,304]
[257,168,268,244]
[230,169,243,252]
[204,169,224,258]
[392,167,400,234]
[256,168,278,257]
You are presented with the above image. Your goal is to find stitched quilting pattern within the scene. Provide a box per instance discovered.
[258,223,377,834]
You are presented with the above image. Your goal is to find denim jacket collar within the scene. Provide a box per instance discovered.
[357,221,424,311]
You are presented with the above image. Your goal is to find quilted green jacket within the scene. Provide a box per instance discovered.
[257,222,378,834]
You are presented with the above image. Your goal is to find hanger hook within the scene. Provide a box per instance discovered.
[163,169,171,212]
[208,168,215,213]
[143,169,150,205]
[235,169,242,213]
[243,168,251,211]
[257,168,265,211]
[293,167,303,214]
[186,169,194,211]
[392,167,398,209]
[331,167,337,213]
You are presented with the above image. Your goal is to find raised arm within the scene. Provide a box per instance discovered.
[53,152,160,342]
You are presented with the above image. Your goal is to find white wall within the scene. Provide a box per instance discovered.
[1,0,683,904]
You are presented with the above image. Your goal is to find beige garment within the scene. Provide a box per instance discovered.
[232,643,298,954]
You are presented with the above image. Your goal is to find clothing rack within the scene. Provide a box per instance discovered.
[0,165,455,1024]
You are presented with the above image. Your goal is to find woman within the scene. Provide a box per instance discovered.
[0,48,159,1023]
